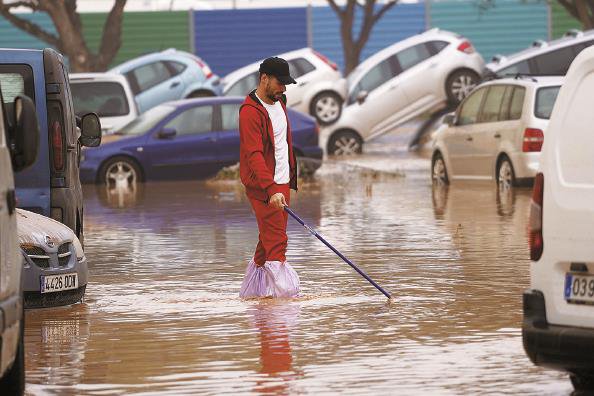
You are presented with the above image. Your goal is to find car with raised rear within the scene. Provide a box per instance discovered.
[323,28,484,155]
[523,45,594,392]
[431,76,563,187]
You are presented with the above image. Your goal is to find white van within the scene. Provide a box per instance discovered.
[524,46,594,391]
[0,92,39,393]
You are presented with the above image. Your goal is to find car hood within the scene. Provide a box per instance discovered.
[16,209,75,246]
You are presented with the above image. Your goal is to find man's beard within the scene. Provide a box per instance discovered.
[266,83,281,102]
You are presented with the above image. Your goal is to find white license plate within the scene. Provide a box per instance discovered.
[564,273,594,303]
[40,273,78,294]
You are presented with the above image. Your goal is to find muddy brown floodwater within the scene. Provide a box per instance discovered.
[24,155,572,395]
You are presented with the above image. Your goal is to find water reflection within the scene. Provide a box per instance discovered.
[96,181,145,209]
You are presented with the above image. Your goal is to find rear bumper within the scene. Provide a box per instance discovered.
[523,289,594,371]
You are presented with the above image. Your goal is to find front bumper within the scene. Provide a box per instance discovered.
[523,289,594,371]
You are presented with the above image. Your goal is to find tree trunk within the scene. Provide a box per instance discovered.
[557,0,594,30]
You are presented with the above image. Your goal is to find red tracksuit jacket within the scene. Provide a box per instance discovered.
[239,90,298,201]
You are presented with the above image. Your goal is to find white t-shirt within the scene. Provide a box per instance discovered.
[256,93,290,184]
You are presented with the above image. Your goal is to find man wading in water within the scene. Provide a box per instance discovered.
[238,57,300,298]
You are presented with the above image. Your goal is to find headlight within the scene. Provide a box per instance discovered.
[72,237,85,262]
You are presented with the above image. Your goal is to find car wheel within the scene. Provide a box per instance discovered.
[327,131,362,156]
[432,153,449,184]
[497,156,515,189]
[99,156,142,187]
[571,372,594,391]
[446,70,479,104]
[187,90,214,98]
[310,92,342,125]
[0,311,24,395]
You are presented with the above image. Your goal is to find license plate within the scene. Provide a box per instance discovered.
[564,273,594,303]
[40,273,78,294]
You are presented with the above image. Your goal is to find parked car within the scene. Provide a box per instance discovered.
[223,48,346,126]
[323,28,485,155]
[70,73,138,136]
[431,76,563,187]
[80,97,323,184]
[109,48,222,114]
[17,209,87,308]
[524,46,594,392]
[0,48,102,244]
[485,29,594,78]
[0,90,39,393]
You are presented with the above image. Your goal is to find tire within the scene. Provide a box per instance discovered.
[187,90,214,98]
[446,69,480,104]
[0,313,24,395]
[432,153,449,184]
[571,372,594,391]
[310,91,343,125]
[327,130,362,156]
[99,156,143,187]
[497,156,515,189]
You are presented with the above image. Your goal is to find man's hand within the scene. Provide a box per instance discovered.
[269,192,287,210]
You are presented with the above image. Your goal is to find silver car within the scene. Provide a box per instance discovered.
[223,48,346,125]
[431,76,563,187]
[17,209,88,308]
[485,29,594,77]
[322,28,485,155]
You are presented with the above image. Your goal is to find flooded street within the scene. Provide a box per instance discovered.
[24,143,572,395]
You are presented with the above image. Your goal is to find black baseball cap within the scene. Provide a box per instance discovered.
[259,57,297,85]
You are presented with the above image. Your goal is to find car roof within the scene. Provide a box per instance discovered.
[480,75,565,88]
[166,96,244,109]
[223,47,314,84]
[109,48,196,73]
[69,72,129,83]
[487,29,594,69]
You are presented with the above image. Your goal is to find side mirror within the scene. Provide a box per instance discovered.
[443,114,456,127]
[157,128,177,139]
[80,113,102,147]
[11,95,39,172]
[356,91,368,104]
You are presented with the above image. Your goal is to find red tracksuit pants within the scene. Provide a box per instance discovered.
[249,184,290,266]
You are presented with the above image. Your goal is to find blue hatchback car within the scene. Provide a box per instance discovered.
[109,49,222,114]
[80,97,323,184]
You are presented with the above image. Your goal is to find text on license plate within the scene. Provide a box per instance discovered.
[41,273,78,294]
[564,273,594,303]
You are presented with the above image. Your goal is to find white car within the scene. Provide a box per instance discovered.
[431,76,563,187]
[70,73,138,135]
[17,209,88,309]
[323,28,485,155]
[223,48,346,125]
[524,46,594,392]
[485,29,594,78]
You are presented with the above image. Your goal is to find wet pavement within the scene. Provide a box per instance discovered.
[24,137,572,395]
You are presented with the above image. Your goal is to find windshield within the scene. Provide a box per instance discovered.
[118,105,175,135]
[534,86,561,119]
[346,66,364,91]
[71,81,131,117]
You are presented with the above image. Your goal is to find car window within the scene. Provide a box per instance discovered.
[534,86,561,119]
[479,85,507,123]
[131,61,172,93]
[71,81,130,117]
[226,71,259,97]
[572,40,594,55]
[497,60,531,76]
[427,40,449,55]
[120,105,175,136]
[533,46,575,75]
[509,87,526,120]
[289,58,316,78]
[349,56,398,103]
[165,105,213,136]
[498,85,515,121]
[396,44,432,71]
[221,103,241,131]
[458,87,487,126]
[166,61,187,77]
[0,65,35,103]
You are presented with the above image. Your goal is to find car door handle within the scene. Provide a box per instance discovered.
[298,81,307,87]
[170,81,180,89]
[428,63,438,69]
[389,85,397,90]
[494,133,501,139]
[466,136,473,142]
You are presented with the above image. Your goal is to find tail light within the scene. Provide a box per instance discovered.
[522,128,544,152]
[48,100,65,172]
[529,172,544,261]
[457,41,475,54]
[194,58,213,79]
[312,50,338,71]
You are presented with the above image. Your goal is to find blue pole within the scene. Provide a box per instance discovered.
[285,207,392,299]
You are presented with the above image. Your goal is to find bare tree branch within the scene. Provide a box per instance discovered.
[373,1,397,24]
[0,6,59,46]
[96,0,127,69]
[327,0,343,16]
